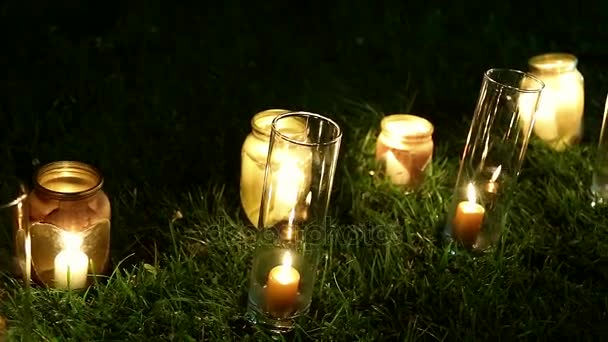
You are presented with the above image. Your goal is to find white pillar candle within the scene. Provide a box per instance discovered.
[54,250,89,290]
[53,232,89,290]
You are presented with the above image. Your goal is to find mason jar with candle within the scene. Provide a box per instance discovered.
[28,161,111,289]
[376,114,434,188]
[524,53,584,151]
[241,109,311,228]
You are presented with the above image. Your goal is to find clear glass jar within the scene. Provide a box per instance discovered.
[28,161,111,289]
[375,114,434,188]
[526,53,584,151]
[240,109,291,227]
[591,93,608,206]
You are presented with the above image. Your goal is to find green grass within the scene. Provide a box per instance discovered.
[1,1,608,340]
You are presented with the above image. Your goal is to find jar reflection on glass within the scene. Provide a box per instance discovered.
[524,53,584,151]
[375,114,434,188]
[28,161,111,289]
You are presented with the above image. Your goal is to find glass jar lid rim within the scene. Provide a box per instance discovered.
[380,114,434,139]
[529,53,578,72]
[34,160,104,200]
[251,109,292,136]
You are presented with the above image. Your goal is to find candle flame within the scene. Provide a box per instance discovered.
[282,251,293,268]
[61,231,83,252]
[490,165,502,183]
[466,183,477,204]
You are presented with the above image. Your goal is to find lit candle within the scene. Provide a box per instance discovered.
[54,232,89,290]
[520,53,584,151]
[263,151,311,228]
[241,110,313,227]
[274,160,306,210]
[452,183,485,247]
[376,115,433,187]
[265,251,300,316]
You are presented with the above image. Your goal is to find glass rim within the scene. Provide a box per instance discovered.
[380,114,434,139]
[271,111,343,147]
[251,109,292,137]
[484,68,545,93]
[34,160,104,200]
[0,179,27,209]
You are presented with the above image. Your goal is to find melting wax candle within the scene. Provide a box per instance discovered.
[452,183,485,247]
[265,251,300,316]
[53,232,89,290]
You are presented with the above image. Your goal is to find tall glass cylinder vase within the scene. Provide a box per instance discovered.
[591,94,608,206]
[246,112,342,333]
[0,176,31,341]
[0,176,30,284]
[445,69,544,251]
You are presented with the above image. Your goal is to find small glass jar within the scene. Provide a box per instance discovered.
[526,53,584,151]
[247,247,315,333]
[240,109,291,227]
[376,114,434,188]
[28,161,111,289]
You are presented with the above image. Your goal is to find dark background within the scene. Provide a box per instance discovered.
[1,0,607,199]
[1,2,608,339]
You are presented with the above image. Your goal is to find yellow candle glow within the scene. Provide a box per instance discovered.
[53,232,89,290]
[274,161,305,210]
[520,53,584,151]
[240,109,291,226]
[262,150,311,228]
[240,110,312,227]
[265,251,300,316]
[376,114,434,187]
[452,183,485,247]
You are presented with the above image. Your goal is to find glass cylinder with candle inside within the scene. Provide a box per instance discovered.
[520,53,584,151]
[445,69,544,251]
[28,161,111,289]
[376,114,434,188]
[247,112,342,333]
